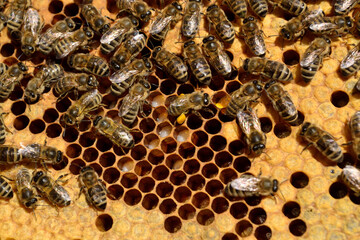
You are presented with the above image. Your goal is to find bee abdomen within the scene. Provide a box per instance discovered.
[316,136,344,163]
[111,80,130,96]
[0,124,5,144]
[216,22,235,44]
[224,183,252,197]
[168,57,188,83]
[88,185,107,210]
[122,105,139,125]
[340,62,360,77]
[226,100,242,118]
[248,0,268,18]
[280,0,307,15]
[0,146,21,164]
[227,0,247,18]
[49,188,71,207]
[0,177,13,199]
[190,58,212,85]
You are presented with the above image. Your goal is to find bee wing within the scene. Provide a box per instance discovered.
[253,34,266,55]
[39,29,73,46]
[300,48,324,67]
[109,69,139,84]
[150,15,173,35]
[80,89,100,105]
[56,40,82,59]
[343,165,360,190]
[216,50,232,74]
[309,22,338,32]
[303,9,324,24]
[19,144,38,159]
[230,174,261,192]
[341,45,360,69]
[24,8,42,35]
[119,93,142,117]
[336,0,357,12]
[237,109,261,135]
[53,184,71,202]
[100,27,127,44]
[185,12,200,33]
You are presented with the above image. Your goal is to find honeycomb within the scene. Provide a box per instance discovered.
[0,0,359,239]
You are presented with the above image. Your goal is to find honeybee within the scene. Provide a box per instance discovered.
[182,0,202,39]
[79,166,108,210]
[206,4,235,44]
[340,165,360,196]
[247,0,268,18]
[20,143,64,165]
[223,0,247,18]
[237,107,266,156]
[31,170,71,207]
[53,27,94,59]
[0,13,8,31]
[308,16,353,37]
[81,4,110,35]
[300,122,344,163]
[116,0,152,22]
[300,37,331,83]
[239,16,266,57]
[63,89,103,126]
[67,53,110,77]
[243,57,293,82]
[183,40,212,85]
[110,58,152,96]
[21,7,44,56]
[152,46,188,83]
[0,109,10,144]
[280,8,324,41]
[0,63,8,74]
[0,175,13,199]
[93,116,135,148]
[54,73,98,100]
[349,111,360,160]
[334,0,359,15]
[268,0,307,16]
[168,91,210,118]
[150,1,182,41]
[0,62,28,101]
[119,78,151,125]
[224,173,278,198]
[24,64,65,103]
[100,16,139,55]
[226,80,264,118]
[340,43,360,77]
[109,30,147,71]
[38,18,76,55]
[264,80,298,126]
[16,168,38,209]
[0,145,22,164]
[202,35,232,78]
[6,0,31,40]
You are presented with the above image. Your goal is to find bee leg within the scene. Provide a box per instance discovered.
[55,173,70,184]
[300,143,313,154]
[341,141,353,146]
[0,112,13,134]
[0,175,14,181]
[76,186,85,201]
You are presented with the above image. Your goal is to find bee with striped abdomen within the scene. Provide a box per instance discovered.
[16,168,38,209]
[6,0,31,41]
[223,0,247,18]
[206,4,235,44]
[0,145,22,164]
[0,175,13,199]
[20,143,63,165]
[340,43,360,77]
[308,16,353,37]
[239,16,266,57]
[0,62,28,101]
[183,40,212,85]
[247,0,268,18]
[20,7,44,56]
[182,0,202,39]
[81,3,110,35]
[349,111,360,160]
[116,0,152,22]
[340,165,360,196]
[0,109,10,144]
[300,37,331,83]
[152,46,188,83]
[300,122,344,163]
[67,53,110,77]
[334,0,359,15]
[243,57,293,82]
[268,0,307,16]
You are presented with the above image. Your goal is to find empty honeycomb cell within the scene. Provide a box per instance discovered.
[160,80,176,95]
[53,155,68,170]
[228,140,245,156]
[77,118,92,132]
[192,192,210,209]
[14,115,29,131]
[156,182,174,198]
[161,137,177,153]
[226,81,241,94]
[220,168,238,184]
[156,121,172,137]
[331,91,349,108]
[1,43,14,57]
[79,132,96,147]
[91,162,103,177]
[132,130,144,144]
[209,76,225,91]
[230,202,248,219]
[83,147,99,162]
[177,84,195,95]
[206,180,224,197]
[222,233,239,240]
[9,85,23,101]
[282,50,300,66]
[255,225,272,240]
[56,97,71,113]
[11,101,26,117]
[338,153,355,169]
[139,118,156,133]
[46,124,62,138]
[202,162,220,179]
[43,108,59,123]
[108,184,124,200]
[139,177,155,193]
[349,192,360,205]
[29,119,46,134]
[191,130,208,147]
[152,165,170,180]
[64,3,79,16]
[289,219,307,237]
[187,174,205,190]
[124,189,142,206]
[96,136,113,152]
[233,156,251,173]
[148,149,164,165]
[69,159,86,175]
[282,201,301,219]
[103,167,120,184]
[199,105,217,119]
[143,104,153,117]
[210,135,227,152]
[159,199,177,214]
[51,13,66,24]
[329,182,348,199]
[142,193,159,210]
[245,196,262,206]
[178,142,195,159]
[215,151,233,168]
[99,152,115,167]
[144,133,160,149]
[121,173,138,188]
[249,208,267,225]
[165,154,183,170]
[170,170,187,185]
[186,114,203,130]
[95,214,113,232]
[62,127,79,142]
[204,119,222,134]
[102,94,118,109]
[134,160,152,176]
[66,143,82,158]
[178,204,196,220]
[273,123,292,138]
[260,117,273,133]
[197,209,215,226]
[48,0,63,13]
[113,144,130,156]
[211,197,229,214]
[236,220,253,237]
[130,145,147,160]
[173,126,189,142]
[183,159,200,174]
[164,216,182,233]
[290,171,309,188]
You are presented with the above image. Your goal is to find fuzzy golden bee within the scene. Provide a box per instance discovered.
[308,16,353,37]
[224,0,247,18]
[0,145,23,164]
[20,143,64,165]
[206,4,235,44]
[20,7,44,56]
[340,165,360,196]
[81,3,110,35]
[340,43,360,77]
[182,0,202,39]
[268,0,307,16]
[6,0,31,41]
[16,168,38,209]
[239,16,266,57]
[0,62,28,101]
[116,0,152,22]
[67,53,110,77]
[247,0,268,18]
[0,175,13,199]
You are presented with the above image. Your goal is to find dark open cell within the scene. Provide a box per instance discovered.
[196,209,215,226]
[273,122,292,138]
[204,119,221,134]
[102,94,118,109]
[192,192,210,209]
[174,186,191,203]
[164,216,182,233]
[228,140,246,156]
[183,159,200,174]
[95,214,113,232]
[64,3,79,16]
[170,170,187,185]
[52,14,66,25]
[161,137,177,153]
[96,136,113,152]
[142,193,159,210]
[79,132,96,147]
[139,118,156,133]
[62,127,79,142]
[69,159,85,175]
[90,163,103,177]
[29,119,45,134]
[56,97,71,112]
[48,0,63,14]
[199,104,217,119]
[235,220,253,238]
[99,152,115,167]
[226,81,241,94]
[349,191,360,205]
[160,79,176,95]
[106,0,118,13]
[66,144,82,158]
[230,202,248,219]
[178,142,195,159]
[83,148,99,162]
[152,165,170,180]
[282,50,300,66]
[260,117,273,133]
[187,174,205,190]
[202,163,219,179]
[209,76,225,91]
[290,172,309,188]
[205,180,224,197]
[46,124,62,138]
[197,147,214,162]
[134,160,152,176]
[289,219,307,237]
[148,149,164,165]
[103,168,120,184]
[159,199,177,214]
[215,151,233,168]
[210,135,227,151]
[186,114,203,130]
[249,208,267,225]
[329,181,348,199]
[9,85,24,101]
[156,181,173,198]
[245,196,262,206]
[233,156,251,173]
[130,145,147,160]
[108,184,124,200]
[124,189,142,206]
[222,233,238,240]
[52,156,68,170]
[139,177,155,193]
[120,173,138,188]
[337,153,355,169]
[282,201,301,219]
[211,197,229,214]
[331,91,349,108]
[219,169,238,184]
[1,43,14,57]
[255,225,272,240]
[178,204,196,220]
[43,108,59,123]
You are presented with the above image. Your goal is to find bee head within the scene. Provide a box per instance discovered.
[207,4,218,12]
[25,198,38,208]
[87,75,98,87]
[32,170,44,183]
[253,80,263,91]
[140,79,151,89]
[253,143,265,152]
[129,16,139,27]
[300,122,311,136]
[273,179,279,192]
[345,16,353,27]
[17,62,28,72]
[0,13,7,22]
[242,58,250,71]
[84,27,94,39]
[55,150,63,163]
[184,40,195,48]
[93,115,103,126]
[65,18,76,30]
[140,10,152,22]
[80,165,93,174]
[143,58,153,69]
[324,37,331,44]
[264,80,276,90]
[280,28,291,40]
[203,35,214,44]
[24,90,39,104]
[203,93,210,106]
[152,47,162,59]
[243,16,254,24]
[172,2,182,11]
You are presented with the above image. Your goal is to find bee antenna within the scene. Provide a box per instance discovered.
[263,151,272,160]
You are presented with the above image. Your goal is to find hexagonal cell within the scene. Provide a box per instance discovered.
[338,153,355,169]
[202,163,219,178]
[124,189,142,206]
[191,130,208,146]
[66,143,82,158]
[209,75,225,91]
[235,220,253,238]
[159,199,177,214]
[96,136,113,152]
[178,204,196,220]
[95,214,113,232]
[164,216,182,233]
[255,225,272,240]
[130,145,147,160]
[173,126,189,142]
[183,159,200,174]
[187,174,205,191]
[52,156,68,171]
[249,208,267,225]
[108,184,124,200]
[90,163,103,177]
[29,119,45,134]
[69,159,86,175]
[174,186,191,203]
[79,132,96,147]
[282,201,301,219]
[331,91,349,108]
[56,97,71,113]
[220,168,238,184]
[222,233,238,240]
[204,119,222,134]
[156,182,174,198]
[160,79,176,95]
[210,135,227,152]
[99,152,115,168]
[192,192,210,209]
[290,171,309,188]
[260,117,273,133]
[289,219,306,237]
[46,124,62,138]
[233,156,251,173]
[139,177,155,193]
[152,165,170,180]
[62,127,79,142]
[156,121,172,137]
[186,114,203,130]
[43,108,59,123]
[148,149,164,165]
[134,160,152,176]
[206,180,223,197]
[83,147,99,162]
[178,142,195,159]
[196,209,215,226]
[329,181,348,199]
[177,84,194,95]
[11,101,26,116]
[148,91,165,108]
[197,147,214,162]
[230,202,248,219]
[282,50,300,65]
[121,173,138,188]
[48,0,63,13]
[1,43,15,57]
[211,197,229,214]
[144,133,160,149]
[103,167,120,184]
[245,196,262,206]
[161,137,177,153]
[170,170,187,185]
[139,118,156,133]
[273,122,292,138]
[215,151,233,168]
[153,107,168,123]
[142,193,159,210]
